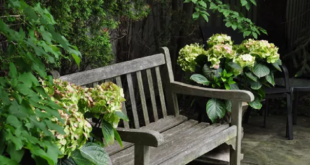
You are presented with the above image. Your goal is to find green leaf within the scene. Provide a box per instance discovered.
[7,143,24,163]
[101,121,114,145]
[252,63,270,78]
[78,143,110,165]
[229,83,239,90]
[249,97,262,109]
[0,155,19,165]
[44,120,65,135]
[252,32,258,39]
[227,62,242,75]
[243,31,251,37]
[71,54,81,68]
[241,0,247,6]
[250,0,257,5]
[251,81,262,90]
[6,115,22,129]
[245,72,258,82]
[28,145,57,165]
[201,14,209,22]
[9,63,17,79]
[0,87,10,105]
[206,99,226,123]
[199,1,207,7]
[115,111,129,122]
[72,150,94,165]
[266,72,275,86]
[190,74,210,86]
[225,100,232,113]
[57,158,77,165]
[192,12,200,20]
[114,129,123,148]
[272,59,282,72]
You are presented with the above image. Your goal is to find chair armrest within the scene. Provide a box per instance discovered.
[116,128,164,147]
[170,81,254,102]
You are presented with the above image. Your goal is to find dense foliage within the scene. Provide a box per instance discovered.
[0,0,127,164]
[185,0,267,39]
[0,0,81,164]
[178,34,282,122]
[29,0,150,72]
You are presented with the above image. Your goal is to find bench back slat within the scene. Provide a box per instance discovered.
[136,71,150,125]
[59,53,165,86]
[116,76,129,129]
[56,51,177,128]
[146,69,159,121]
[126,73,140,128]
[155,67,167,117]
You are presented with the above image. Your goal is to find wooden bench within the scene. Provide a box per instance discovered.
[53,47,254,165]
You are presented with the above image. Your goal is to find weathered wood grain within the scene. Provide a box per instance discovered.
[135,145,150,165]
[105,115,187,155]
[155,67,167,117]
[116,76,129,128]
[161,47,179,116]
[159,126,237,165]
[170,81,254,102]
[146,69,158,121]
[127,74,140,128]
[117,129,164,147]
[230,101,243,165]
[59,54,166,85]
[136,71,150,125]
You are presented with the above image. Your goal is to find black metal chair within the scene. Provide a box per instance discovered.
[263,65,293,140]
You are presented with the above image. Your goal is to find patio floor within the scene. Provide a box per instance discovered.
[242,114,310,165]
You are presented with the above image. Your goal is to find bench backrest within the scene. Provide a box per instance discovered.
[58,48,176,129]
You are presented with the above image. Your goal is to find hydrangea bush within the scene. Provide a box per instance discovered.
[42,79,127,163]
[178,34,282,123]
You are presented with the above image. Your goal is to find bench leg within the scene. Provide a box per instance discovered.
[230,101,242,165]
[135,145,150,165]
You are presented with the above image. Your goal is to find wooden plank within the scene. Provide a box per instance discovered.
[230,101,243,165]
[136,71,150,125]
[105,115,187,155]
[159,126,237,165]
[161,47,179,116]
[110,122,209,165]
[155,67,168,117]
[127,74,140,128]
[152,124,228,164]
[117,129,164,147]
[111,124,230,165]
[146,69,158,121]
[171,81,254,102]
[135,145,150,165]
[116,76,129,129]
[59,54,166,85]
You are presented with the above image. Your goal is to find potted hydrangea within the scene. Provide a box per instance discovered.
[178,34,282,123]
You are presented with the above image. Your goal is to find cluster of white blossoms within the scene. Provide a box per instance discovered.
[177,43,206,72]
[234,54,256,68]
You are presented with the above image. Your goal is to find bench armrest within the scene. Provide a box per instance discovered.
[116,128,164,147]
[170,81,254,102]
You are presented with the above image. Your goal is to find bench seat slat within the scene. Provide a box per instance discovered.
[110,122,233,165]
[105,115,188,155]
[59,54,166,86]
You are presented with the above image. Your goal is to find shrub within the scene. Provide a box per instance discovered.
[178,34,282,123]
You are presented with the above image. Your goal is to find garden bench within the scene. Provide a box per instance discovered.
[53,47,254,165]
